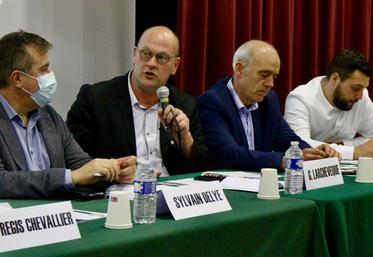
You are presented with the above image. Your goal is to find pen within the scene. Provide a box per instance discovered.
[73,209,107,217]
[158,181,186,186]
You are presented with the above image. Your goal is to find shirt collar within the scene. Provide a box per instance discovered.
[317,76,339,113]
[0,94,40,121]
[128,69,160,111]
[227,78,258,112]
[128,70,139,108]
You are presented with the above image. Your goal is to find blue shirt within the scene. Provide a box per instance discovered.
[0,95,50,170]
[227,79,258,150]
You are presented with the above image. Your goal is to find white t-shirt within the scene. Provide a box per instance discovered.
[284,76,373,160]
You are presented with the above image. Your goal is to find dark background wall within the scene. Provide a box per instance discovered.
[135,0,177,44]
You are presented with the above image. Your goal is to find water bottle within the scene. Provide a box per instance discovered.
[284,141,304,194]
[133,160,157,224]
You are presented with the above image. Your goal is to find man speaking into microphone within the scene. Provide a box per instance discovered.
[66,26,209,176]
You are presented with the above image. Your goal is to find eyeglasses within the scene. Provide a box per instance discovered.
[137,48,178,65]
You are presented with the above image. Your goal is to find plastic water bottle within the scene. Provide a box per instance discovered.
[133,160,157,224]
[284,141,304,194]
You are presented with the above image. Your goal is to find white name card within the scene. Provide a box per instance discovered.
[161,181,232,220]
[0,201,81,253]
[304,157,344,190]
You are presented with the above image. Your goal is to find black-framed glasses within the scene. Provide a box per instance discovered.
[137,48,177,65]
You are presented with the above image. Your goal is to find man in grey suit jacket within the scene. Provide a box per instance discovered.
[0,30,136,198]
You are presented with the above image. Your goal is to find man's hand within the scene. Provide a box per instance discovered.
[158,105,194,158]
[353,139,373,159]
[281,145,341,169]
[115,156,137,184]
[71,158,120,186]
[316,144,341,159]
[302,148,329,161]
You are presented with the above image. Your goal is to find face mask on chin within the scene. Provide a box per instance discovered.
[19,71,58,107]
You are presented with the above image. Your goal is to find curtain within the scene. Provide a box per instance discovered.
[176,0,373,110]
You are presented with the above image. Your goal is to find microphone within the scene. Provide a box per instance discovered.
[156,86,181,149]
[156,86,169,110]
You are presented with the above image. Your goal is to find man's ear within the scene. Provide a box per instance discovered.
[330,72,340,87]
[234,63,244,78]
[9,70,22,88]
[171,57,181,75]
[131,47,137,66]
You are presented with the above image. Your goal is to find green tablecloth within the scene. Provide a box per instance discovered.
[1,174,328,257]
[286,176,373,257]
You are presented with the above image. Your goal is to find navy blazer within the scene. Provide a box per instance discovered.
[197,77,309,171]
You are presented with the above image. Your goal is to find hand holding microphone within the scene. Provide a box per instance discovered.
[156,86,178,137]
[156,86,194,158]
[156,86,173,133]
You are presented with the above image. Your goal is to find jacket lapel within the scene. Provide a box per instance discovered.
[116,74,137,154]
[252,110,262,150]
[0,105,28,170]
[221,82,249,148]
[38,109,65,167]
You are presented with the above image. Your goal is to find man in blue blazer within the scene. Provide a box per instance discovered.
[0,30,135,198]
[198,40,339,171]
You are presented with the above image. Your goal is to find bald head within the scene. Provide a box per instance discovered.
[232,40,279,70]
[137,26,180,56]
[131,26,181,97]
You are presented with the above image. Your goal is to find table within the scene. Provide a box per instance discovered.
[1,174,328,257]
[287,176,373,257]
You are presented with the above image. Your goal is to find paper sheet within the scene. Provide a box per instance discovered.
[339,160,358,175]
[221,177,261,192]
[73,209,106,222]
[0,203,12,214]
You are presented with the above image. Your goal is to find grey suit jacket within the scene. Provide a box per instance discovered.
[0,104,92,198]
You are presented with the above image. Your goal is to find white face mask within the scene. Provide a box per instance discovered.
[20,71,58,107]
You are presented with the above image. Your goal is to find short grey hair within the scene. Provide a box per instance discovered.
[232,41,252,71]
[232,40,277,71]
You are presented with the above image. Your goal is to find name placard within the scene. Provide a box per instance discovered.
[161,181,232,220]
[304,157,344,190]
[0,201,80,253]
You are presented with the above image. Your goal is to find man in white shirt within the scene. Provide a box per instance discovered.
[284,49,373,160]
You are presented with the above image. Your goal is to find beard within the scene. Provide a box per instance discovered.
[333,84,355,111]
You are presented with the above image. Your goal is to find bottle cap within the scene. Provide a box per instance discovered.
[137,159,151,169]
[290,141,299,146]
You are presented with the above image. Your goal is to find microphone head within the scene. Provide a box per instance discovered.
[156,86,169,99]
[157,86,169,110]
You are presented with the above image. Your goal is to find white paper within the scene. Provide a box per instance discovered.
[339,160,358,174]
[0,201,81,253]
[0,203,12,214]
[159,174,262,193]
[220,177,260,192]
[161,181,231,220]
[73,209,106,222]
[202,171,261,179]
[158,178,203,187]
[304,157,344,190]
